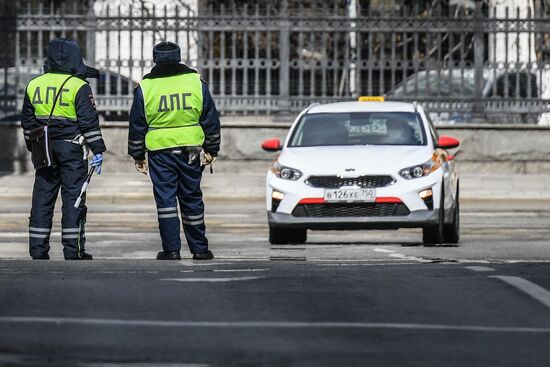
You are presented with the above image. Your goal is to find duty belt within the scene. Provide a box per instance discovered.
[148,146,202,164]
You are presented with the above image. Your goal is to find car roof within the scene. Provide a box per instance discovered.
[306,101,416,114]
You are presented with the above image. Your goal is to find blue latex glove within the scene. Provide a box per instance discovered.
[90,153,103,174]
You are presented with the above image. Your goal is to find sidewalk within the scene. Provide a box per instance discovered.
[1,161,549,203]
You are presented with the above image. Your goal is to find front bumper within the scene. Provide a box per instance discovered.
[267,169,444,214]
[268,209,439,230]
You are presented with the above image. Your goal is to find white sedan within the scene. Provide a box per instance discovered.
[262,100,460,245]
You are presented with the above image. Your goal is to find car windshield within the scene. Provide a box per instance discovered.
[289,112,427,147]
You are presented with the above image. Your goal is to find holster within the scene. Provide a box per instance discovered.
[29,126,53,169]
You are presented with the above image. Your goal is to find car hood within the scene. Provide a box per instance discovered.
[278,145,434,176]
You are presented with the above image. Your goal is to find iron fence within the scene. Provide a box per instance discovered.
[2,0,550,123]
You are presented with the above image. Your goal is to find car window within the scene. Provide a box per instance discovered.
[289,112,427,147]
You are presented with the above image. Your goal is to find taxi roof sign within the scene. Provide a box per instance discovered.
[358,96,385,102]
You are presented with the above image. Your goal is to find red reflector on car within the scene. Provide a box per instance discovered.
[375,197,402,203]
[299,198,326,204]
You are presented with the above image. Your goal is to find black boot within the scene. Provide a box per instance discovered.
[157,251,181,260]
[193,250,214,260]
[32,253,50,260]
[66,252,93,260]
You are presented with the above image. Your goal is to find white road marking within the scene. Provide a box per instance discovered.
[178,262,233,266]
[491,275,550,309]
[317,262,427,267]
[388,253,408,258]
[388,253,430,263]
[457,260,491,264]
[465,266,495,272]
[209,213,255,218]
[180,269,269,273]
[464,212,550,217]
[81,364,207,367]
[161,276,265,282]
[372,248,430,263]
[213,269,269,273]
[0,232,160,238]
[0,317,548,333]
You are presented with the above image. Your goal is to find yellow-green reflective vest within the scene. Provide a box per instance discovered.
[140,73,205,151]
[26,73,87,121]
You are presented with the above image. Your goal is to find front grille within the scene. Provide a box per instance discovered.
[292,203,410,218]
[305,175,395,189]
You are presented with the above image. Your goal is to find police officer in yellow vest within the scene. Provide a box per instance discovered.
[128,42,221,260]
[21,38,106,260]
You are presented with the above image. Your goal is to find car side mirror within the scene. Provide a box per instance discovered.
[261,138,282,152]
[437,135,460,149]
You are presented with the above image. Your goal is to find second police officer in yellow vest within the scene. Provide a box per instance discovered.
[128,42,221,260]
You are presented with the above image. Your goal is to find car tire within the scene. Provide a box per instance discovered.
[443,186,460,244]
[269,227,307,245]
[422,185,445,246]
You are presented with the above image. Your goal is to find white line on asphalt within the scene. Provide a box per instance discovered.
[178,262,233,266]
[0,232,160,238]
[0,271,31,274]
[465,266,495,272]
[388,253,408,258]
[80,363,208,367]
[161,276,265,282]
[180,269,269,273]
[372,248,430,263]
[213,269,269,273]
[209,213,255,218]
[464,212,546,217]
[490,275,550,309]
[388,253,430,263]
[317,262,427,267]
[0,317,549,333]
[457,260,491,264]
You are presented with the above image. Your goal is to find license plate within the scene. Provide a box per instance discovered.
[324,188,376,202]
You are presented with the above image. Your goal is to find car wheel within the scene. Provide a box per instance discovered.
[443,186,460,244]
[269,227,307,245]
[422,185,445,246]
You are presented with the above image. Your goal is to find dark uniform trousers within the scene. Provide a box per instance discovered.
[29,140,88,259]
[148,150,208,254]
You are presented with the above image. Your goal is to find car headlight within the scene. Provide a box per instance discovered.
[271,161,303,181]
[399,158,439,179]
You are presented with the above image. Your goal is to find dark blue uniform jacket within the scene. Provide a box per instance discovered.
[128,63,221,161]
[20,38,106,155]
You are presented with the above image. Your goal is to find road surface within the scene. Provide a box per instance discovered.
[0,196,549,366]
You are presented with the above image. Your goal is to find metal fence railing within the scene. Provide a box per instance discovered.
[2,0,550,124]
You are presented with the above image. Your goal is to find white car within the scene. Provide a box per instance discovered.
[262,100,460,245]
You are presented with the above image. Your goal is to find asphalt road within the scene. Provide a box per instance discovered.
[1,197,550,366]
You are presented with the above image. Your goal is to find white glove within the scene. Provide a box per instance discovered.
[135,160,148,175]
